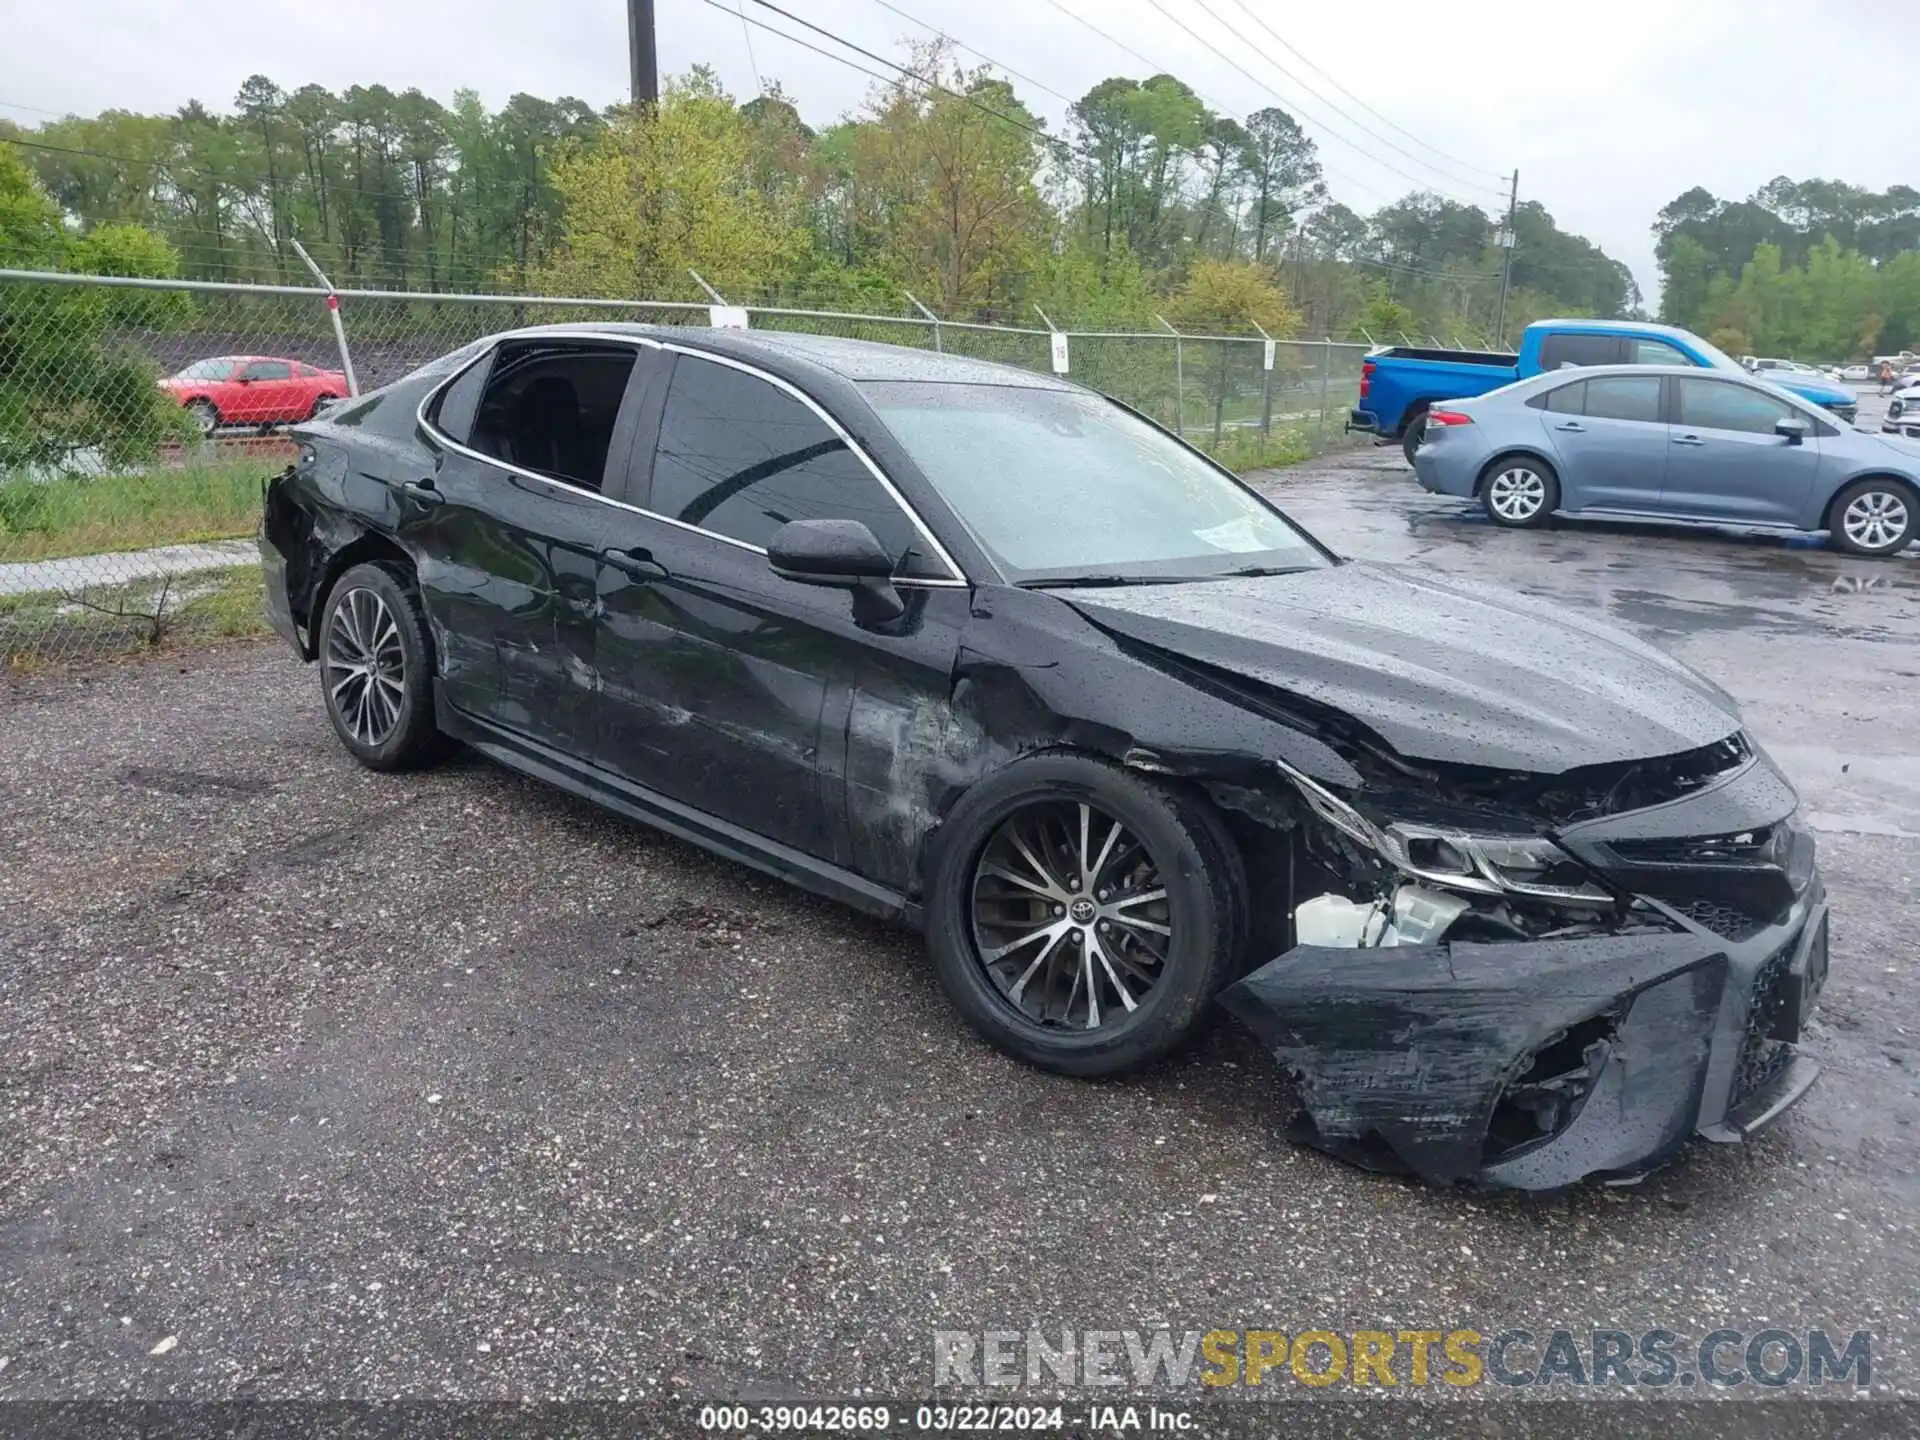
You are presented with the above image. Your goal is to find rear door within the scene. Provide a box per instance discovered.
[1663,377,1821,523]
[405,338,643,756]
[590,346,969,868]
[1536,374,1669,510]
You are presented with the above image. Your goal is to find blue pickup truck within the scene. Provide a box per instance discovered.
[1350,319,1861,462]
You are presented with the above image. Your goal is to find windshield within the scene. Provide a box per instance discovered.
[1688,335,1750,376]
[175,358,237,380]
[861,382,1330,584]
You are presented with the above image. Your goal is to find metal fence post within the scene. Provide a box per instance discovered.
[1156,314,1184,438]
[903,290,942,353]
[1318,340,1332,444]
[1252,322,1275,439]
[290,238,359,396]
[1211,341,1228,446]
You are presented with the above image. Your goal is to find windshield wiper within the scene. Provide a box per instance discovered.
[1210,564,1312,579]
[1022,574,1201,589]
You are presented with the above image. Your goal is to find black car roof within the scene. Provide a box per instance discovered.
[508,321,1077,392]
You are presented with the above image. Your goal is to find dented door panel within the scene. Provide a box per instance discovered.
[400,451,604,757]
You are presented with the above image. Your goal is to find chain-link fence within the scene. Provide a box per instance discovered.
[0,268,1367,668]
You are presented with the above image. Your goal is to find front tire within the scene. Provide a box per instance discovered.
[1828,478,1916,557]
[1481,456,1560,528]
[924,754,1246,1078]
[186,398,220,435]
[317,562,449,771]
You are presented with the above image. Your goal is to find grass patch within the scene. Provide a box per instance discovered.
[1,564,270,669]
[0,458,273,562]
[1199,424,1317,473]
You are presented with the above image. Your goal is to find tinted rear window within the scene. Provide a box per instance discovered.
[1582,375,1663,423]
[1538,333,1620,370]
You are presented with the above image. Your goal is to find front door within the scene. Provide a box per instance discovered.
[1663,377,1822,524]
[1538,373,1669,511]
[233,358,297,422]
[592,347,966,864]
[403,338,642,755]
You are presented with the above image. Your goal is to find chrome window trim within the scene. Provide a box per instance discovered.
[413,327,969,588]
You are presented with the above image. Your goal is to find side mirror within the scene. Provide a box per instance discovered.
[767,518,905,622]
[1775,416,1810,444]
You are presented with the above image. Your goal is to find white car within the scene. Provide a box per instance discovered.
[1882,378,1920,438]
[1842,364,1871,382]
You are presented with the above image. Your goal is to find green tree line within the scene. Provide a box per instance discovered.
[3,52,1635,341]
[1655,177,1920,359]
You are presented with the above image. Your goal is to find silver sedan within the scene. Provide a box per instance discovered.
[1410,364,1919,556]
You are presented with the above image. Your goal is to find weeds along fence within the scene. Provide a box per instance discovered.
[0,268,1368,668]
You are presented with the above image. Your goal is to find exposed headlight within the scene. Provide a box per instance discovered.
[1279,762,1614,906]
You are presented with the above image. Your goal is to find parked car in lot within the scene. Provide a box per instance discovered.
[1841,364,1871,382]
[1884,376,1920,439]
[160,355,348,433]
[1413,364,1919,555]
[261,326,1830,1189]
[1353,320,1859,462]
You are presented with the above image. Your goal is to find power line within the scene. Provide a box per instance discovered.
[753,0,1498,285]
[733,0,765,94]
[1030,0,1502,281]
[1032,0,1394,207]
[1220,0,1509,183]
[867,0,1079,107]
[1145,0,1504,207]
[732,0,1086,163]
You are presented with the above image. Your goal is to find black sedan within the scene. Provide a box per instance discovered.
[261,325,1829,1190]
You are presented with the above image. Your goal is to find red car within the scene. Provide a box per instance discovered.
[160,355,349,433]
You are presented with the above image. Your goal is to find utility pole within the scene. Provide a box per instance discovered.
[630,0,658,107]
[1494,169,1519,346]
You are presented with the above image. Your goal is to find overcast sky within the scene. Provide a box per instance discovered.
[2,0,1909,302]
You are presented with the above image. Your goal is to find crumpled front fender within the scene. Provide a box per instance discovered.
[1219,932,1731,1190]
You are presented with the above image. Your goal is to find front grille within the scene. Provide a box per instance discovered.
[1732,939,1795,1105]
[1672,898,1769,942]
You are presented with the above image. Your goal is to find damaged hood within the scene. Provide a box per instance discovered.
[1064,563,1740,773]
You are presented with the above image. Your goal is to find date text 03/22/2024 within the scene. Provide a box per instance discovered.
[697,1405,1192,1433]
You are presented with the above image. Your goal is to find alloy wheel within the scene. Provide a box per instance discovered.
[1842,490,1911,552]
[969,800,1172,1031]
[325,587,407,746]
[1487,466,1547,522]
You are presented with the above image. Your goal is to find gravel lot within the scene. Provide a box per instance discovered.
[2,398,1917,1426]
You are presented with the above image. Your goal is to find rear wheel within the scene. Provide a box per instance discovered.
[1828,478,1916,557]
[309,393,339,420]
[1480,456,1560,528]
[318,562,450,771]
[924,753,1245,1078]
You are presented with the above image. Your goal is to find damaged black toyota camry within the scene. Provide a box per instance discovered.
[261,325,1829,1191]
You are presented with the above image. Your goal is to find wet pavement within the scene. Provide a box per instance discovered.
[1,403,1917,1419]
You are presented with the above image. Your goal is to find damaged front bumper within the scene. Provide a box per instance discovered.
[1220,884,1828,1190]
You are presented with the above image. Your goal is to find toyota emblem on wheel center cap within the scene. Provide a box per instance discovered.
[1070,898,1097,923]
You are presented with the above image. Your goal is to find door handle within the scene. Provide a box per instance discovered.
[1552,422,1586,432]
[1673,434,1706,446]
[600,545,668,582]
[398,477,445,507]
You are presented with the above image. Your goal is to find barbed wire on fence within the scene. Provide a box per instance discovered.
[0,267,1367,668]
